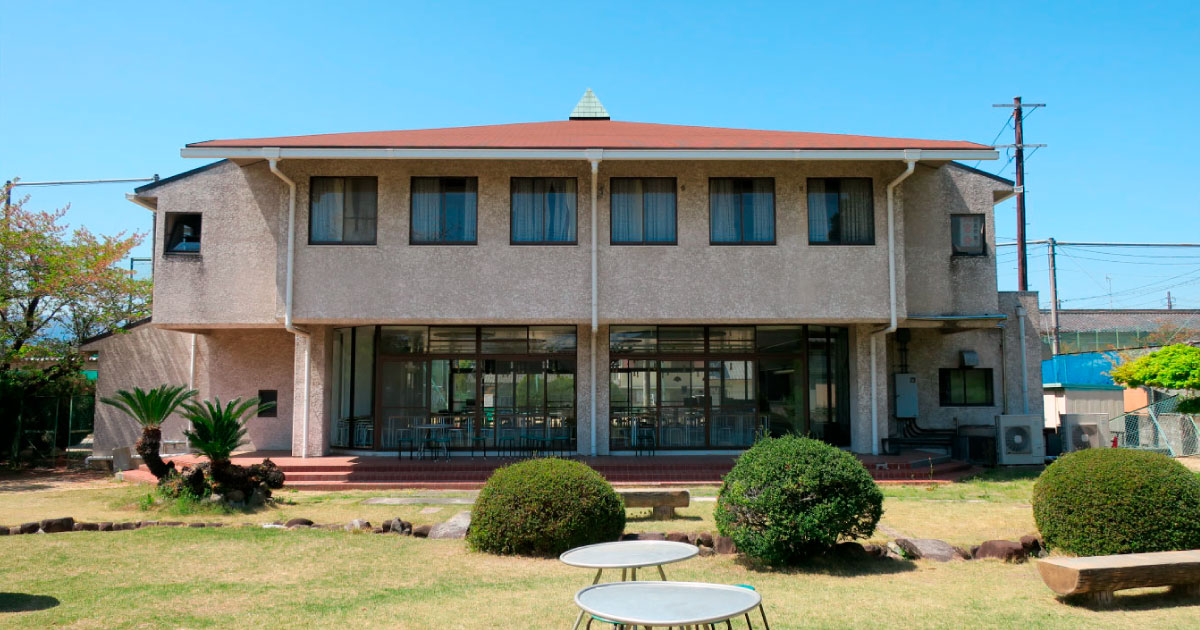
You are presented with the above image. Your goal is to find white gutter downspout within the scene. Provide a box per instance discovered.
[267,153,312,458]
[870,152,919,455]
[1016,305,1030,414]
[586,150,602,456]
[188,334,197,389]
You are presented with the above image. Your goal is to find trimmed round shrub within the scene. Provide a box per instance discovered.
[715,435,883,565]
[467,458,625,556]
[1032,448,1200,556]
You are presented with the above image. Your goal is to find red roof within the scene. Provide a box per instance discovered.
[187,120,989,151]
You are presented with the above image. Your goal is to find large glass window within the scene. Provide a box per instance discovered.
[511,178,577,244]
[611,178,677,244]
[411,177,478,244]
[608,325,850,450]
[310,177,377,244]
[808,178,874,245]
[710,178,775,244]
[340,325,577,452]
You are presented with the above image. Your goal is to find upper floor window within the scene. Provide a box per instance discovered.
[951,214,986,256]
[939,368,994,406]
[511,177,577,244]
[412,177,477,245]
[710,178,774,245]
[164,212,202,254]
[808,178,874,245]
[310,176,377,245]
[611,178,677,245]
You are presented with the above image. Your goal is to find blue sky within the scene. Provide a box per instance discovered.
[2,1,1198,308]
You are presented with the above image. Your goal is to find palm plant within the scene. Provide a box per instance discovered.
[180,397,274,485]
[100,385,197,479]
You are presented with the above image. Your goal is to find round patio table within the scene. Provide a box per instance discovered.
[560,540,699,584]
[571,581,761,629]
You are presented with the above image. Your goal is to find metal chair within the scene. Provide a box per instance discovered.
[735,584,771,629]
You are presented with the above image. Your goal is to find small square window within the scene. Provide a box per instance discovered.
[939,368,994,406]
[257,390,278,417]
[951,214,986,256]
[164,213,202,254]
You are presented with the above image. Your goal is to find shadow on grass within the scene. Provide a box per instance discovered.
[960,467,1043,483]
[0,593,60,612]
[735,553,918,577]
[1059,587,1200,611]
[626,514,703,523]
[0,482,57,493]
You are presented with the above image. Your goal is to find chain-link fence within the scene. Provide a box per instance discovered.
[6,395,95,460]
[1109,395,1200,458]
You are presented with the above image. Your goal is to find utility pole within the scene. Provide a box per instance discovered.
[1167,291,1174,310]
[993,98,1045,291]
[1047,237,1060,355]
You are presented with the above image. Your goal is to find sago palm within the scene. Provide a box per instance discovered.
[180,397,274,483]
[100,385,197,479]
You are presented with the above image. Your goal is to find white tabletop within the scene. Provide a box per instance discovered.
[559,540,698,570]
[574,581,761,626]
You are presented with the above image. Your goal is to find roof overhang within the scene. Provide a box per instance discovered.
[180,146,999,162]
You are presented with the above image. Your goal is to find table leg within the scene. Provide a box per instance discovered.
[592,568,603,585]
[570,608,584,630]
[657,565,667,581]
[621,568,627,581]
[632,567,637,580]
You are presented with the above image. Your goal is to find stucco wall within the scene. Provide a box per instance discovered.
[143,159,1007,327]
[203,328,294,451]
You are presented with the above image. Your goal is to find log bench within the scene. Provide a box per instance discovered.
[1037,550,1200,606]
[617,489,690,520]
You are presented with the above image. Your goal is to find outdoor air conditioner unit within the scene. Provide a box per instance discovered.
[1060,413,1111,453]
[995,414,1046,465]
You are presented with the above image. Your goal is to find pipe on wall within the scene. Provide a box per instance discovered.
[268,155,313,458]
[587,151,602,456]
[868,155,919,456]
[1016,305,1029,414]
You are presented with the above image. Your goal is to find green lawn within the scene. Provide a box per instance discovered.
[1,470,1197,629]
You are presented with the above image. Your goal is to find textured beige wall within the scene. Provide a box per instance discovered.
[203,328,294,451]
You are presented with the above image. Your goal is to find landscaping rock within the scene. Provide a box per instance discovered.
[262,523,286,529]
[40,517,75,533]
[696,532,713,547]
[1020,534,1045,557]
[346,519,371,531]
[974,540,1028,563]
[953,546,972,560]
[697,545,715,557]
[19,522,40,535]
[98,522,114,532]
[390,519,413,535]
[412,524,432,538]
[686,533,699,545]
[162,521,184,527]
[429,511,472,540]
[226,490,245,504]
[188,522,206,528]
[248,488,267,507]
[207,523,223,528]
[666,531,689,543]
[862,544,887,558]
[834,541,871,560]
[142,521,159,528]
[285,518,314,528]
[119,522,138,531]
[620,532,641,541]
[714,535,737,554]
[894,538,958,562]
[0,527,9,536]
[373,527,386,534]
[639,532,667,541]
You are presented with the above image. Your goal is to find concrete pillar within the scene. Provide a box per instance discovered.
[850,325,888,454]
[291,325,332,457]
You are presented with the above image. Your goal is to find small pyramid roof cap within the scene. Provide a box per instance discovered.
[569,89,610,120]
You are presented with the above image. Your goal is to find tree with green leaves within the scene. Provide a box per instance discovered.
[180,397,274,492]
[100,385,197,479]
[1,180,151,378]
[1111,344,1200,413]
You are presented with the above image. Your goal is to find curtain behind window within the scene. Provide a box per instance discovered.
[311,177,344,242]
[807,178,832,243]
[343,177,377,243]
[839,178,873,244]
[513,178,574,242]
[710,179,739,242]
[511,178,542,242]
[442,178,477,242]
[412,178,441,242]
[643,178,676,242]
[744,178,774,242]
[544,178,576,242]
[611,178,643,243]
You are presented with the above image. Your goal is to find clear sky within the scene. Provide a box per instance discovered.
[2,1,1198,309]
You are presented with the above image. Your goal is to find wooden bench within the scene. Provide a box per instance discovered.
[617,489,690,520]
[1037,550,1200,606]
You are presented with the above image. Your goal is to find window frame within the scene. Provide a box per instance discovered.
[951,213,987,257]
[307,176,379,246]
[609,177,679,246]
[409,176,479,246]
[806,177,876,246]
[509,177,579,246]
[708,177,776,246]
[163,212,202,255]
[938,368,995,407]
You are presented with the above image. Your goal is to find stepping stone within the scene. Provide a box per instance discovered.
[419,507,442,514]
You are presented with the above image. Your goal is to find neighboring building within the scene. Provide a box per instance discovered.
[1041,352,1126,429]
[1039,309,1200,358]
[85,92,1042,457]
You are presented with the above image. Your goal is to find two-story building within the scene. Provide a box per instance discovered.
[86,92,1043,461]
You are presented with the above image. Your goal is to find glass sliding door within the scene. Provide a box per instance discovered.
[710,360,756,447]
[659,360,706,448]
[379,359,428,451]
